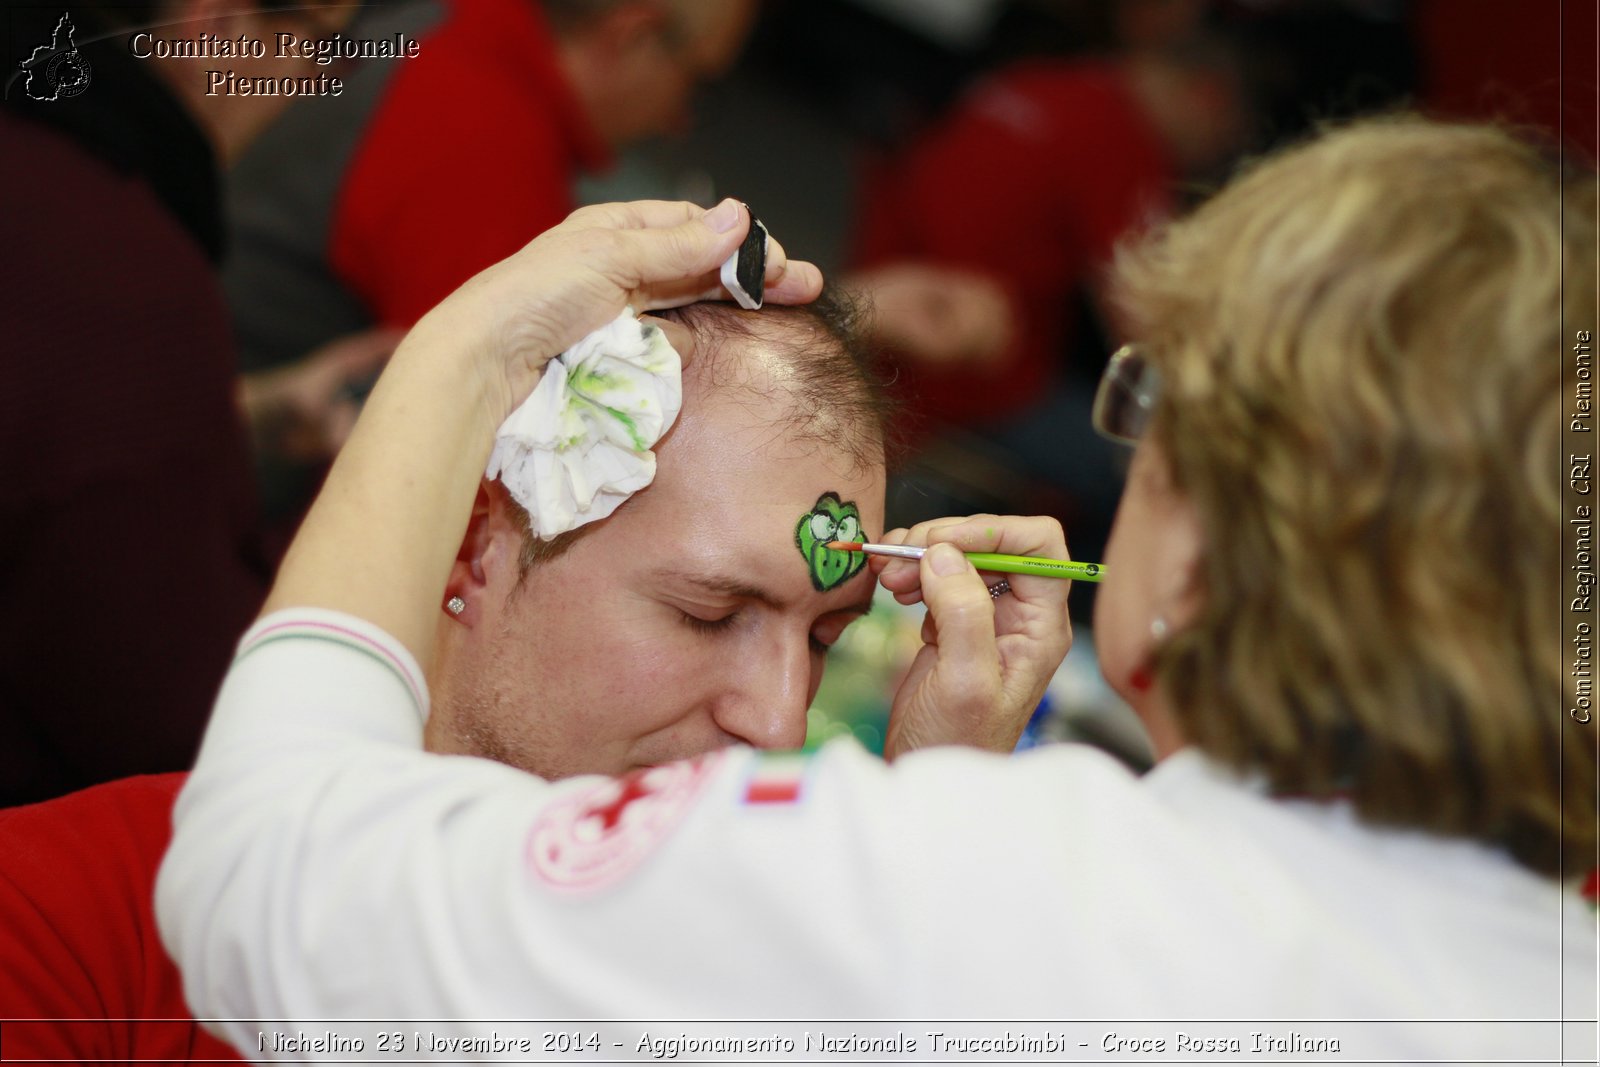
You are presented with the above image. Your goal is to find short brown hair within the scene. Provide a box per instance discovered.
[512,289,891,576]
[1113,116,1598,877]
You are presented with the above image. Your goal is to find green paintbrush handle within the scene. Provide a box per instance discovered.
[963,552,1106,582]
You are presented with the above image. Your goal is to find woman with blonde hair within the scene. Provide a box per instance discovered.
[1094,116,1596,880]
[160,121,1594,1057]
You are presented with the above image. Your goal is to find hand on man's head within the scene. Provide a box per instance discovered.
[418,199,822,421]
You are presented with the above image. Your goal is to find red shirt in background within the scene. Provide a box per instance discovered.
[0,773,239,1062]
[1414,0,1598,164]
[328,0,611,329]
[854,62,1172,429]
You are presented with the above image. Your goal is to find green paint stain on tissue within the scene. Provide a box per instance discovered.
[569,390,648,451]
[569,366,625,395]
[602,405,646,451]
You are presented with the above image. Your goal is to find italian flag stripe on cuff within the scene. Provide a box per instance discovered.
[743,751,810,805]
[237,616,427,716]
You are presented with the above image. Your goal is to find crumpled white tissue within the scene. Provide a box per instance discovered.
[486,308,682,538]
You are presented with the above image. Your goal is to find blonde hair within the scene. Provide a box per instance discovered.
[1113,116,1597,877]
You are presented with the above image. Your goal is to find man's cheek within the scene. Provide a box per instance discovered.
[590,634,700,707]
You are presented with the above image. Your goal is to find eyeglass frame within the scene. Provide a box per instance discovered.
[1092,344,1161,445]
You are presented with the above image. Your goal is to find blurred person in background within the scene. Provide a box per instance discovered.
[224,0,756,524]
[159,121,1593,1049]
[0,0,387,808]
[1,261,922,1060]
[847,19,1252,586]
[410,2,1427,603]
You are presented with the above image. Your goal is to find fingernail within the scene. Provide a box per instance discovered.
[704,198,741,233]
[929,543,966,576]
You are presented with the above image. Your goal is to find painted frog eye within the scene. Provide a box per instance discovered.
[835,515,860,544]
[809,513,838,542]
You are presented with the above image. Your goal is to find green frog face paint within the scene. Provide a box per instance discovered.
[794,493,867,592]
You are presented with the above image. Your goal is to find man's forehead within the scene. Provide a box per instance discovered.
[678,320,808,400]
[617,309,885,566]
[605,436,881,596]
[646,504,878,612]
[651,370,877,499]
[628,476,878,545]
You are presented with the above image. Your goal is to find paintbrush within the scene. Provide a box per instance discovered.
[828,542,1105,582]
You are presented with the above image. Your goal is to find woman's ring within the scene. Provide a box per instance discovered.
[988,579,1011,600]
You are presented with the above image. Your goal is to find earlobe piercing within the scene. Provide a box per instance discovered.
[446,596,466,616]
[1130,615,1171,693]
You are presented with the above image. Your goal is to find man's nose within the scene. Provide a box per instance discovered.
[711,636,811,750]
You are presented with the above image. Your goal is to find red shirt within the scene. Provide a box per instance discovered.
[328,0,611,328]
[855,62,1172,427]
[0,774,240,1062]
[1414,0,1598,164]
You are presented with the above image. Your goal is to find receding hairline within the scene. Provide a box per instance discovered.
[513,294,891,577]
[655,293,891,470]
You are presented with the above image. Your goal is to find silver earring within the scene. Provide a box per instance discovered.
[1150,615,1169,641]
[446,596,466,616]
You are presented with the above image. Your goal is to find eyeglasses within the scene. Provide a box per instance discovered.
[1092,344,1161,444]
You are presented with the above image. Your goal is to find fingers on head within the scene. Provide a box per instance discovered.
[764,256,823,305]
[563,199,704,232]
[641,315,697,367]
[553,199,822,307]
[555,201,744,286]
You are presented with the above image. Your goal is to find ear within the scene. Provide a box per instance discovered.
[1131,482,1205,760]
[442,480,523,626]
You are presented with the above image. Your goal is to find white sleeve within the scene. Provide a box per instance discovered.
[155,609,915,1039]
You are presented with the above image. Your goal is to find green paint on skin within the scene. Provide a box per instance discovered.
[794,493,867,592]
[985,527,996,540]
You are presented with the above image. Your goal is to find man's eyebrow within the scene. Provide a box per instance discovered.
[658,568,786,608]
[657,569,876,616]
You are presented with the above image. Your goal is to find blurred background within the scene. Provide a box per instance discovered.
[4,0,1593,799]
[563,0,1597,765]
[216,0,1600,769]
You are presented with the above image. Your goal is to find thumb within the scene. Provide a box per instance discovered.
[638,198,749,283]
[594,198,748,290]
[919,543,1001,685]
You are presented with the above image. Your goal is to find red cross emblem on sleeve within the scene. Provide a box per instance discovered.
[527,753,722,893]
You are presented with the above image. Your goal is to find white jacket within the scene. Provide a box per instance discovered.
[157,610,1597,1060]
